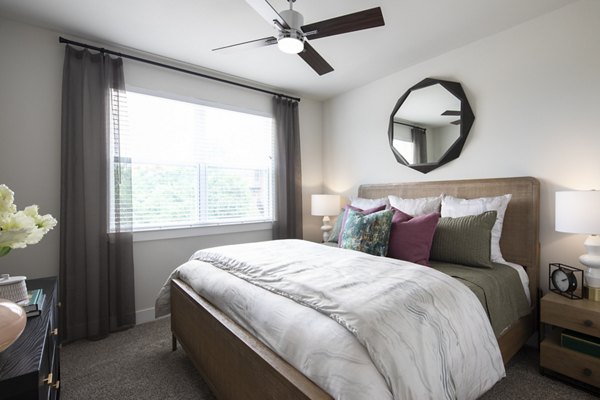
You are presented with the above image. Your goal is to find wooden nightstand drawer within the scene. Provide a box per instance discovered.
[541,294,600,337]
[541,332,600,387]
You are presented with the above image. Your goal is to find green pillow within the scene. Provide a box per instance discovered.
[430,211,497,268]
[326,209,345,243]
[339,209,393,256]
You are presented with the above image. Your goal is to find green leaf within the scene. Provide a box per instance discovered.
[0,247,11,257]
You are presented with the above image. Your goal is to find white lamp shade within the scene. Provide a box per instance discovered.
[556,190,600,234]
[311,194,340,217]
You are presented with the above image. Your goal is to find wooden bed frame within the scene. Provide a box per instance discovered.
[170,176,540,400]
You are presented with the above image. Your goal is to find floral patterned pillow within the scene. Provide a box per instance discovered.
[338,204,386,245]
[339,209,393,256]
[326,209,345,243]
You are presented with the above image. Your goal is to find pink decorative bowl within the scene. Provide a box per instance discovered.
[0,298,26,352]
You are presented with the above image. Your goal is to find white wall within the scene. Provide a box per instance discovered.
[0,16,323,322]
[323,0,600,291]
[0,17,63,280]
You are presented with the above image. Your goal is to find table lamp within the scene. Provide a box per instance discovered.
[556,190,600,300]
[311,194,341,242]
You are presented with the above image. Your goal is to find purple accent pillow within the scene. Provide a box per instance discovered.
[338,204,386,247]
[387,208,440,266]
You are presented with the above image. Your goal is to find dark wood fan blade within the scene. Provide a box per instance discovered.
[441,110,461,116]
[301,7,384,40]
[245,0,289,29]
[212,36,277,52]
[298,42,333,75]
[450,119,461,125]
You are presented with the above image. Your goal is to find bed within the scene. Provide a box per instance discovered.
[157,176,540,400]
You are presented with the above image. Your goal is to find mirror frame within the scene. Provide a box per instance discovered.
[388,78,475,173]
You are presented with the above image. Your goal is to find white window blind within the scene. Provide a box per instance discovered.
[392,123,414,164]
[392,139,414,164]
[110,90,274,231]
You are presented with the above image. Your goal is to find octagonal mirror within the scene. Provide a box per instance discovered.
[388,78,474,173]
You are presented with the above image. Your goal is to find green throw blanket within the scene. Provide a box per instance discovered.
[429,261,531,336]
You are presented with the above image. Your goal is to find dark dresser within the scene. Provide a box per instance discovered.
[0,277,60,399]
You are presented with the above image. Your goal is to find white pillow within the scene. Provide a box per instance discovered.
[350,196,388,210]
[388,195,442,216]
[441,194,512,263]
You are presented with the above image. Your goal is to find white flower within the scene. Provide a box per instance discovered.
[37,214,58,233]
[23,205,39,218]
[25,227,45,245]
[0,185,57,254]
[23,205,57,233]
[0,184,17,215]
[3,210,36,232]
[0,228,31,248]
[0,211,35,248]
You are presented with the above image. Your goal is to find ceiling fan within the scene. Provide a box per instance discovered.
[212,0,385,75]
[441,110,461,125]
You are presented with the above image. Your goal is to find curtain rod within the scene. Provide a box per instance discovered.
[58,36,301,103]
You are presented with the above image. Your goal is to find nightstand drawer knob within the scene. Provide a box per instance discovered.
[584,368,592,377]
[584,319,594,327]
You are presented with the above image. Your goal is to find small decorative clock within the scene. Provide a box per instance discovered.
[549,263,583,299]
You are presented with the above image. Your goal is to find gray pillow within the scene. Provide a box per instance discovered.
[430,211,497,268]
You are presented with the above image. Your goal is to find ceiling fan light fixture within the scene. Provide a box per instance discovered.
[278,30,304,54]
[213,1,384,75]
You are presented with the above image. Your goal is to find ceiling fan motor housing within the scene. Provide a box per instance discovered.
[280,9,304,30]
[278,29,304,43]
[277,8,305,53]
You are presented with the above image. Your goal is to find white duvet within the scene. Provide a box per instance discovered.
[156,240,504,400]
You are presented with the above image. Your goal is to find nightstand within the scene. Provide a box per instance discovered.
[0,277,60,399]
[540,292,600,393]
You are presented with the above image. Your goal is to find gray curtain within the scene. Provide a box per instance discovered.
[60,45,135,342]
[272,96,303,239]
[412,127,427,164]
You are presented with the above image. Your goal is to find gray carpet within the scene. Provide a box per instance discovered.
[61,317,215,400]
[61,317,596,399]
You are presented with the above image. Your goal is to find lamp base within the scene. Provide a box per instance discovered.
[580,235,600,288]
[585,286,600,302]
[320,216,332,242]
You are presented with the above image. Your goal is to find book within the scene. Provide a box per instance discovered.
[23,289,44,313]
[561,329,600,358]
[26,293,45,318]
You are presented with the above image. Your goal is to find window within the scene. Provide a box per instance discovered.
[111,90,274,232]
[392,123,414,164]
[392,139,414,164]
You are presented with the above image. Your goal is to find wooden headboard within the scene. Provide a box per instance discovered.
[358,176,540,310]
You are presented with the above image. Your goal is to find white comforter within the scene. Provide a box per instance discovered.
[156,240,504,400]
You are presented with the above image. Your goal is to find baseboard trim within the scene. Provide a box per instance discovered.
[136,307,157,324]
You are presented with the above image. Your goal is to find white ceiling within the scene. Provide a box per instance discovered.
[0,0,578,100]
[394,84,461,128]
